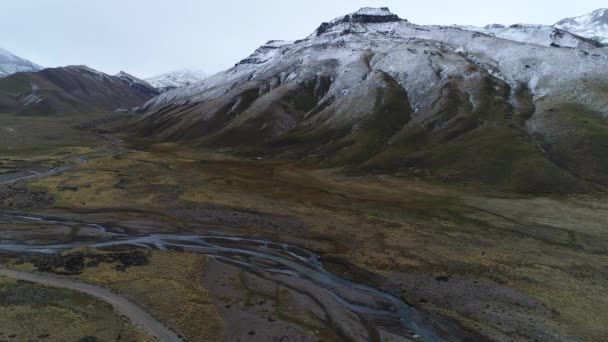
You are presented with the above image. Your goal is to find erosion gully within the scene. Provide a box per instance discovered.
[0,136,447,342]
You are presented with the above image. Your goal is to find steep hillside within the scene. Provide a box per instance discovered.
[0,48,43,77]
[131,7,608,193]
[0,66,158,115]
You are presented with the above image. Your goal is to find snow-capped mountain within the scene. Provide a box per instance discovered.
[555,8,608,44]
[132,7,608,194]
[145,70,209,92]
[141,7,607,113]
[0,47,43,77]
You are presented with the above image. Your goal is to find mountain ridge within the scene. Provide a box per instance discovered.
[555,8,608,43]
[145,69,209,93]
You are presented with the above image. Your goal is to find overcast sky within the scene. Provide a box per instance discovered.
[0,0,605,78]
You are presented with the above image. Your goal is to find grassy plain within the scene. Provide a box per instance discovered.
[0,276,151,341]
[1,113,607,341]
[19,139,608,341]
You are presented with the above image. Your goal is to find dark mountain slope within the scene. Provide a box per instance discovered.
[0,66,158,115]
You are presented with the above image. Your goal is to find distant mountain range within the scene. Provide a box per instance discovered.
[145,70,208,92]
[0,48,43,77]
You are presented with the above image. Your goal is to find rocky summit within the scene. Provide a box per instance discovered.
[315,7,405,36]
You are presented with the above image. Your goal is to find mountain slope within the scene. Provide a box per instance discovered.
[131,7,608,193]
[115,71,159,98]
[0,48,43,77]
[555,8,608,43]
[145,70,208,92]
[0,65,158,115]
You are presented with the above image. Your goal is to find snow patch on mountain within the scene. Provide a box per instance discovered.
[0,48,43,77]
[555,8,608,44]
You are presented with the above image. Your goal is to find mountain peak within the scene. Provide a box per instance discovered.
[351,7,398,18]
[591,8,608,17]
[314,7,405,36]
[554,8,608,43]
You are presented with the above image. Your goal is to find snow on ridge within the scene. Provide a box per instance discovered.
[235,40,294,67]
[456,23,602,49]
[554,8,608,43]
[146,69,209,90]
[140,8,608,115]
[305,7,595,49]
[263,40,294,48]
[0,48,20,62]
[0,47,43,77]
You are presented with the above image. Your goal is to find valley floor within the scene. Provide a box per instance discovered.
[0,125,607,341]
